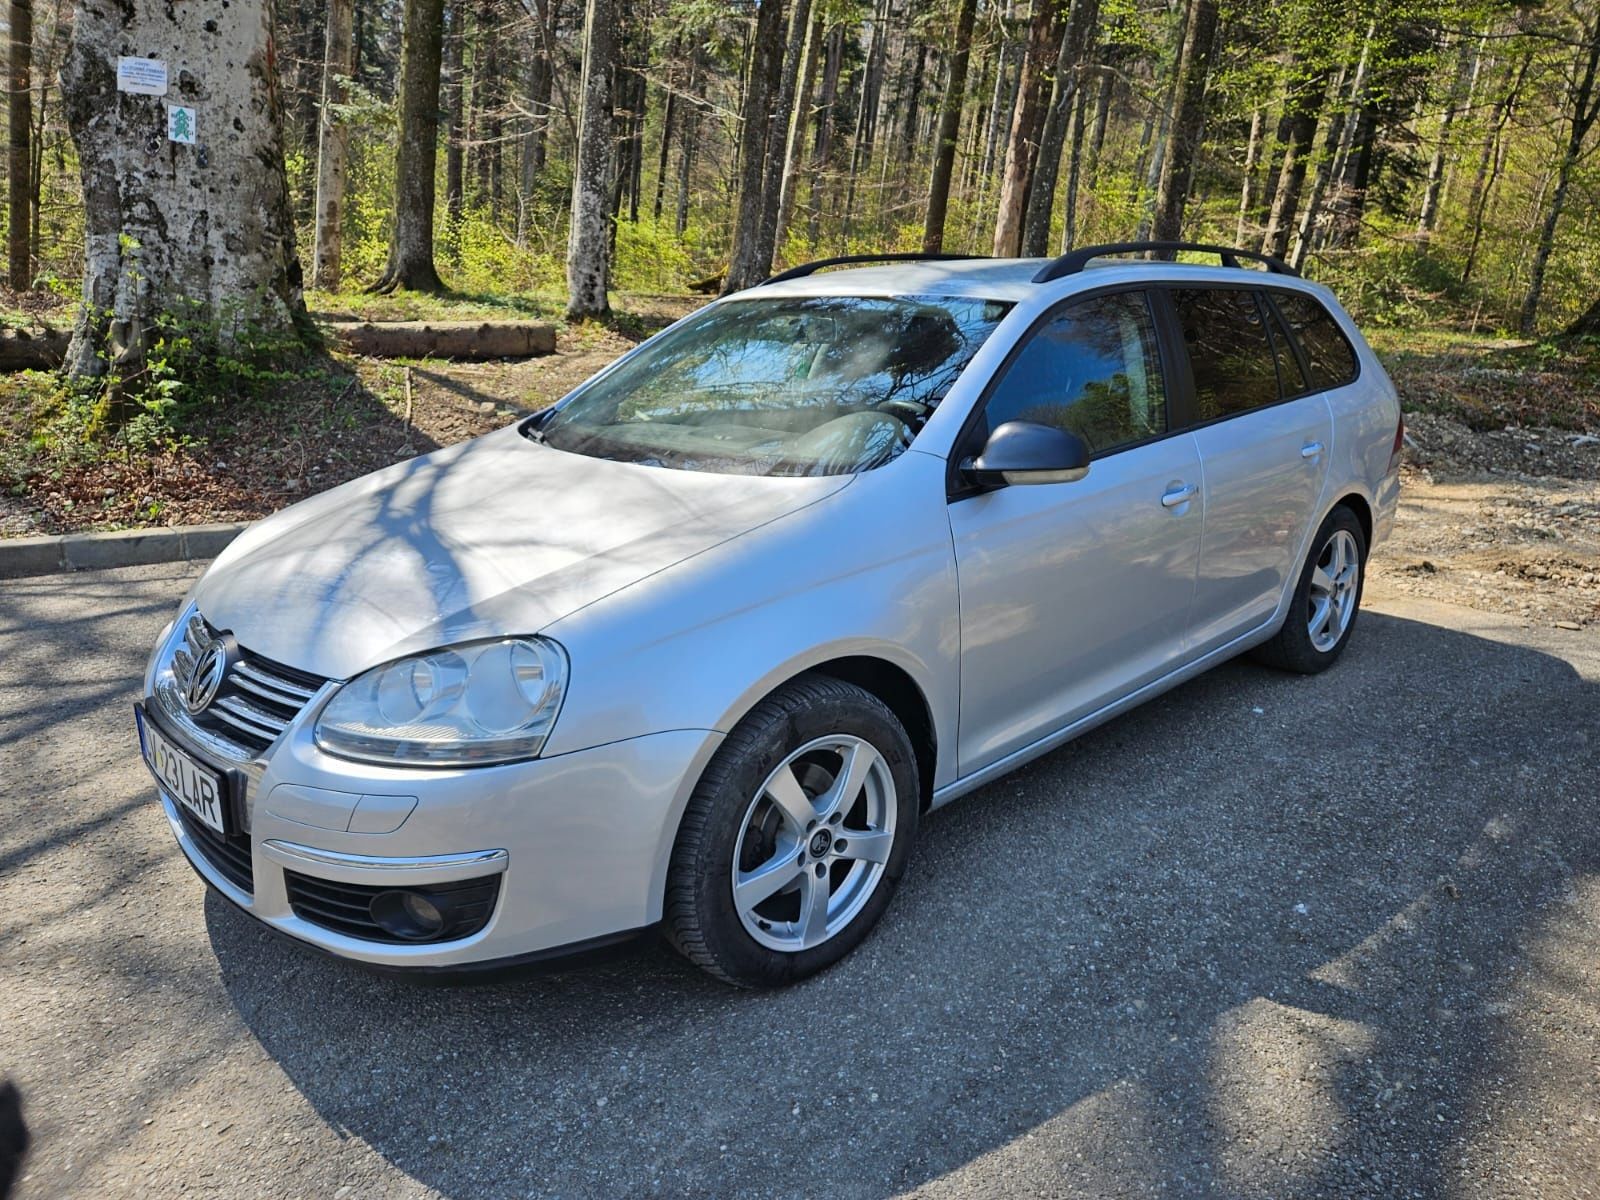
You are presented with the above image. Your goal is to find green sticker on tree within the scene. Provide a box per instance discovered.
[167,105,197,145]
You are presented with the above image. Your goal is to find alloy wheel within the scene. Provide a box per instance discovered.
[730,734,897,953]
[1308,527,1361,652]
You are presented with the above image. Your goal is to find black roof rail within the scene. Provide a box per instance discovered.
[760,252,991,286]
[1032,240,1297,283]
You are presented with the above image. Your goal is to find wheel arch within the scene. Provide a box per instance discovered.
[1332,491,1373,548]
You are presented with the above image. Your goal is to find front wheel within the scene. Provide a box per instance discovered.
[664,676,919,987]
[1253,505,1368,674]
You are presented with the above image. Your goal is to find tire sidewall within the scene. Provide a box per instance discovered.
[683,687,919,986]
[1291,506,1368,665]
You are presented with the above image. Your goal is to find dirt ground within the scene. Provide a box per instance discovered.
[1367,414,1600,631]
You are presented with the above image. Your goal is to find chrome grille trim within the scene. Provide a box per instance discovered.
[150,609,331,763]
[232,660,317,704]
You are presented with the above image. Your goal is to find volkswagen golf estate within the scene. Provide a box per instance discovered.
[137,241,1402,986]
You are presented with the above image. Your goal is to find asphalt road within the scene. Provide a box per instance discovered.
[2,562,1597,1199]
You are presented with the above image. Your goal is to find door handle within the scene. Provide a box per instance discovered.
[1161,483,1199,508]
[1300,441,1325,459]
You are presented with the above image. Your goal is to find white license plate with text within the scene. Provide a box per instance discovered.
[137,709,227,834]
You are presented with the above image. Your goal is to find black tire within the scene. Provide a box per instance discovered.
[664,675,920,988]
[1253,504,1368,675]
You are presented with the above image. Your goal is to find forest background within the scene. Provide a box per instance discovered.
[2,0,1599,535]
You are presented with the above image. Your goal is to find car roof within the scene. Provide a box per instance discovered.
[743,256,1329,304]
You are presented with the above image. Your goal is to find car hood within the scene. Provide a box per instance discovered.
[194,425,850,679]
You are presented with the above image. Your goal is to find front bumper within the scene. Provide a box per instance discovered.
[147,705,723,970]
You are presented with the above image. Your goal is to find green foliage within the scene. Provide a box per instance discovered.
[615,214,698,291]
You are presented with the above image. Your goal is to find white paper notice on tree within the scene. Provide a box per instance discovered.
[116,57,168,96]
[167,105,197,145]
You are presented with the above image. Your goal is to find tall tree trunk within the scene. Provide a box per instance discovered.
[7,0,31,289]
[923,0,978,251]
[1235,107,1263,245]
[675,45,702,237]
[774,13,822,251]
[724,0,786,293]
[1519,14,1600,335]
[1417,31,1475,234]
[992,0,1062,257]
[750,0,810,277]
[651,38,680,223]
[1291,35,1366,270]
[1023,0,1098,257]
[807,22,842,243]
[843,0,889,240]
[1261,60,1334,258]
[1061,74,1089,249]
[372,0,447,292]
[60,0,310,379]
[1463,49,1528,284]
[443,0,466,229]
[524,0,558,176]
[1150,0,1219,243]
[312,0,356,290]
[1084,61,1112,187]
[480,0,504,218]
[566,0,614,318]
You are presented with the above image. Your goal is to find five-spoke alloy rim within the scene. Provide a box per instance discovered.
[1308,528,1361,652]
[731,734,897,953]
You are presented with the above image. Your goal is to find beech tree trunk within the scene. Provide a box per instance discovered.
[723,0,786,294]
[774,13,822,251]
[1022,0,1098,257]
[373,0,447,292]
[1261,60,1334,258]
[1150,0,1218,242]
[7,0,31,289]
[992,0,1062,257]
[750,0,810,276]
[312,0,356,290]
[566,0,614,319]
[60,0,310,378]
[443,0,466,229]
[923,0,978,251]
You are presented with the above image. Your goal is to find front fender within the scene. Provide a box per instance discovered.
[541,450,961,791]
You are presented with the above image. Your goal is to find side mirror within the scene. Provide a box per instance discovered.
[961,420,1091,487]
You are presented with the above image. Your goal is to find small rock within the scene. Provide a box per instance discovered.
[1555,620,1582,631]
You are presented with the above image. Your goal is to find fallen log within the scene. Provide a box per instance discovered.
[331,320,557,360]
[0,327,69,370]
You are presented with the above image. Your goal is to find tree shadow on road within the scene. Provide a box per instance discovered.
[208,610,1600,1198]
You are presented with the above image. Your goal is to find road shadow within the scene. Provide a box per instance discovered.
[210,610,1600,1198]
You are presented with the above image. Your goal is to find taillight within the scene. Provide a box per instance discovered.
[1389,413,1406,472]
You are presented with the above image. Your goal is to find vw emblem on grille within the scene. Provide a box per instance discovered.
[182,637,230,714]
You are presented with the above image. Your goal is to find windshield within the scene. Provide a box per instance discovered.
[537,295,1013,476]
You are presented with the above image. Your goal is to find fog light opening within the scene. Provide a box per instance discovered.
[370,889,447,941]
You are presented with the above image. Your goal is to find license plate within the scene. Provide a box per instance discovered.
[136,706,227,835]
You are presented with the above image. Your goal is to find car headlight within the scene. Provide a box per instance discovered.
[314,637,567,766]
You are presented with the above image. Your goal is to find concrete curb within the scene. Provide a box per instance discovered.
[0,522,247,579]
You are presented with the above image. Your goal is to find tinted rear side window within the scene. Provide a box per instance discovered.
[1263,297,1309,396]
[1273,291,1359,390]
[1171,288,1279,420]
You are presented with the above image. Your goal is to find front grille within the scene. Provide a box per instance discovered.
[171,613,326,757]
[284,871,502,944]
[177,807,254,893]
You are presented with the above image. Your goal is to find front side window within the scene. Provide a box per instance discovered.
[538,295,1013,476]
[1272,291,1359,390]
[980,291,1167,454]
[1171,288,1280,420]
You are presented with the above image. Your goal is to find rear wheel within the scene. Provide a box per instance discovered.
[1253,505,1367,674]
[665,676,919,987]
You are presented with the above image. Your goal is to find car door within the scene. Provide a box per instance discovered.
[1171,286,1334,656]
[947,289,1205,776]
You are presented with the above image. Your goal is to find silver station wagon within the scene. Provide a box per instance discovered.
[138,241,1402,987]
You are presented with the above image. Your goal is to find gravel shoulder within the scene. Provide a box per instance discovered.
[2,550,1597,1198]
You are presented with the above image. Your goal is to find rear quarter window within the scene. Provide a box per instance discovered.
[1272,291,1359,390]
[1170,288,1280,420]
